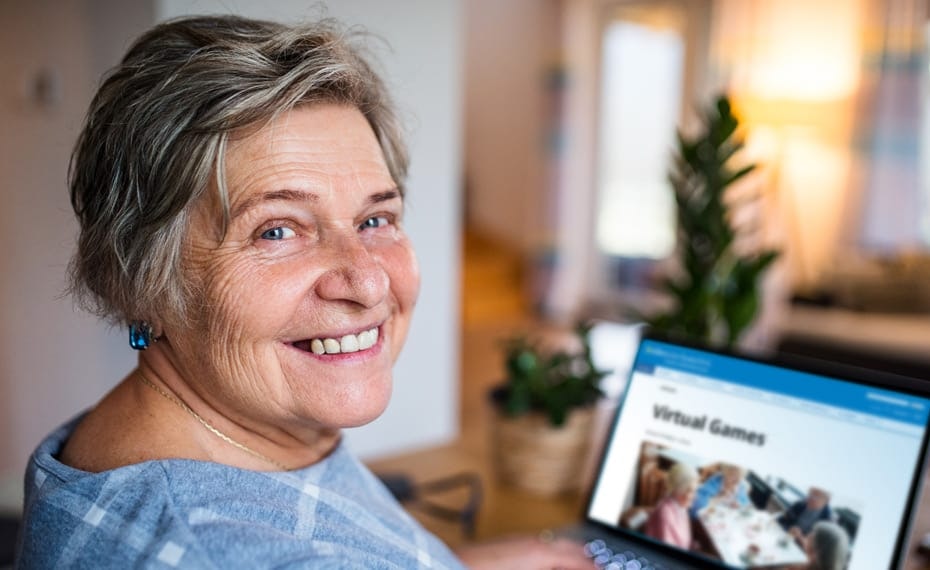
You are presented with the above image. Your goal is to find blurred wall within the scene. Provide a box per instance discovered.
[0,0,146,484]
[464,0,559,255]
[0,0,462,487]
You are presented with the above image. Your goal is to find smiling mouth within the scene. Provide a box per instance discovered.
[290,326,380,355]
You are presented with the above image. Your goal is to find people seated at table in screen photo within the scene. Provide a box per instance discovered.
[689,463,750,517]
[788,521,850,570]
[778,487,834,542]
[645,463,699,549]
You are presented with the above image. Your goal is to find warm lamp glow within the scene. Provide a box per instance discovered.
[779,133,850,286]
[715,0,864,102]
[711,0,867,290]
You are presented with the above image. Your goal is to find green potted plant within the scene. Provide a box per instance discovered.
[646,95,779,347]
[489,322,610,496]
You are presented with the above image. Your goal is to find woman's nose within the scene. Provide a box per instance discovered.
[314,233,389,308]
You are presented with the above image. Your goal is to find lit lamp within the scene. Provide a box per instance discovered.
[714,0,864,294]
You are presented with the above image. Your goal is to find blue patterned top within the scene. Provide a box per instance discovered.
[15,416,465,569]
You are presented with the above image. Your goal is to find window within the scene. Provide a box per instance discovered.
[595,11,685,263]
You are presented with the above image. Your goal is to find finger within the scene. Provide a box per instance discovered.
[526,539,595,569]
[548,538,588,555]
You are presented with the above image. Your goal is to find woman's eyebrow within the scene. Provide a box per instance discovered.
[230,187,400,220]
[231,189,318,220]
[369,188,401,204]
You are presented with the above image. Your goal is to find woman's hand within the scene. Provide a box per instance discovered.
[455,535,595,569]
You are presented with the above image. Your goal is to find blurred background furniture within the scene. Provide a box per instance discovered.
[776,304,930,379]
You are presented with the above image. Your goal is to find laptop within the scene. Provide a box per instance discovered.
[560,330,930,569]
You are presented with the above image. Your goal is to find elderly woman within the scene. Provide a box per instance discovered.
[15,15,592,569]
[688,463,750,516]
[644,462,698,549]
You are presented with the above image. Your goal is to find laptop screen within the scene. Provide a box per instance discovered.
[586,336,930,569]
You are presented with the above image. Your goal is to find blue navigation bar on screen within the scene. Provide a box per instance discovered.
[635,339,930,427]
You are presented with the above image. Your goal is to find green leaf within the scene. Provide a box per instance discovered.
[647,93,779,348]
[496,322,611,427]
[722,164,756,188]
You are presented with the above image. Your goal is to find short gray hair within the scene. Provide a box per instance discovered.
[68,15,408,326]
[808,521,849,570]
[665,462,698,496]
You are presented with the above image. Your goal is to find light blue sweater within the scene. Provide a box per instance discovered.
[16,416,464,569]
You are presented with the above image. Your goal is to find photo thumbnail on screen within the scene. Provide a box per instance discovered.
[617,441,859,569]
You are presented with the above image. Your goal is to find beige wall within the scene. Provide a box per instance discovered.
[464,0,560,255]
[0,0,147,483]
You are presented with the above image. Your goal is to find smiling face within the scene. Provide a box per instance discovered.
[164,104,419,435]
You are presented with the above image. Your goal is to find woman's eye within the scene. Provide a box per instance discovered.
[359,216,391,231]
[259,226,296,240]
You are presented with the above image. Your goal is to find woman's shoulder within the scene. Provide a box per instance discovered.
[19,422,215,568]
[19,421,463,568]
[649,496,678,518]
[703,472,724,485]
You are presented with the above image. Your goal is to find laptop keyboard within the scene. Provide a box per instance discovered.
[584,539,668,570]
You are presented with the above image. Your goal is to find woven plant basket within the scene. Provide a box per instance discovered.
[490,406,595,496]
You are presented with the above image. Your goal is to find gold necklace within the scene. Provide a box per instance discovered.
[137,373,290,471]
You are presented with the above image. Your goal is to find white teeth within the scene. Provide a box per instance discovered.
[306,327,379,355]
[358,329,375,350]
[340,334,359,353]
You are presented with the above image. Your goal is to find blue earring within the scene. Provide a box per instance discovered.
[129,321,155,350]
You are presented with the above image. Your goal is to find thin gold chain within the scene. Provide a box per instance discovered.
[137,373,290,471]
